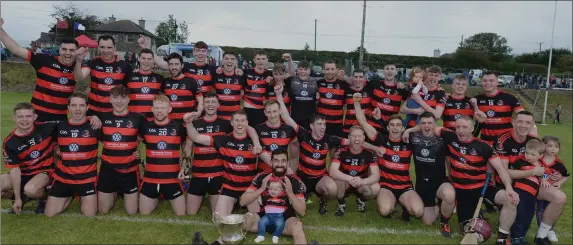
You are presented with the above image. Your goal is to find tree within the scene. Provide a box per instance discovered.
[49,1,103,39]
[459,32,512,62]
[556,55,573,73]
[514,48,572,66]
[155,15,190,46]
[303,43,311,51]
[454,48,492,69]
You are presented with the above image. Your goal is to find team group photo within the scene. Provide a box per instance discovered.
[0,1,571,245]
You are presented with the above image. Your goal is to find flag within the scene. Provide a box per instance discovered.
[74,22,86,31]
[56,18,68,29]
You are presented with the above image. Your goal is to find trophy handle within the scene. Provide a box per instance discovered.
[212,212,223,234]
[242,212,254,238]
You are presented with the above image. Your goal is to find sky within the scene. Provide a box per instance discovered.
[1,1,572,57]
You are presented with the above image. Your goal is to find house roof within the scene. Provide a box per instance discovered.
[92,20,157,38]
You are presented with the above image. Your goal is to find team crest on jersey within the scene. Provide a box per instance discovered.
[326,92,333,99]
[197,79,204,86]
[69,143,79,152]
[487,110,495,117]
[465,103,471,109]
[235,155,244,164]
[270,143,278,151]
[301,90,308,96]
[383,98,391,104]
[83,130,90,137]
[59,77,69,85]
[391,155,400,162]
[455,114,462,120]
[157,141,167,150]
[29,150,40,159]
[349,170,358,176]
[248,144,253,151]
[252,84,258,90]
[497,100,504,106]
[180,83,186,90]
[170,94,178,101]
[170,129,177,136]
[112,133,122,142]
[115,66,122,73]
[126,121,133,128]
[421,149,429,157]
[224,88,231,95]
[141,86,150,94]
[469,149,477,156]
[334,84,340,89]
[104,77,114,85]
[312,152,321,159]
[280,131,287,138]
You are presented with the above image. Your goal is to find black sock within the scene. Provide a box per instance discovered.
[338,199,345,205]
[440,215,450,224]
[356,194,365,202]
[211,241,220,245]
[497,230,509,240]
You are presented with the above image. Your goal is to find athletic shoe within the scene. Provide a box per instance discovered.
[318,198,328,215]
[254,236,265,243]
[334,204,346,217]
[547,231,558,242]
[309,240,319,245]
[439,223,451,238]
[192,232,208,245]
[496,238,511,245]
[35,199,46,214]
[534,237,552,245]
[272,236,279,244]
[356,197,366,212]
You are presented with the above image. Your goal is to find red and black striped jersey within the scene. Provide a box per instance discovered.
[209,134,258,192]
[27,51,76,121]
[474,91,523,144]
[510,157,542,196]
[139,120,187,184]
[371,132,413,190]
[53,119,101,184]
[254,122,297,172]
[405,88,447,127]
[100,112,146,173]
[3,122,58,176]
[183,62,217,94]
[343,86,372,134]
[296,126,346,178]
[84,57,132,115]
[438,128,494,190]
[492,131,538,186]
[164,76,202,120]
[317,79,347,124]
[267,80,291,112]
[369,80,409,129]
[191,116,231,178]
[443,95,473,131]
[249,173,305,213]
[540,157,570,184]
[213,71,246,120]
[332,146,377,178]
[243,69,272,109]
[126,71,165,121]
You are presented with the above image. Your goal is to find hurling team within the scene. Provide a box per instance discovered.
[0,18,569,245]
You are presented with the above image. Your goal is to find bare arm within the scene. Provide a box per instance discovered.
[0,26,29,59]
[9,168,22,201]
[507,168,536,179]
[154,55,168,70]
[353,99,377,140]
[246,126,263,150]
[288,193,306,217]
[328,161,352,181]
[489,157,515,191]
[195,96,204,115]
[411,94,445,119]
[240,188,265,207]
[276,87,298,129]
[362,165,380,185]
[185,121,212,146]
[74,57,91,82]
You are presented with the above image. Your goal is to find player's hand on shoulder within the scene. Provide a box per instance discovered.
[88,116,102,130]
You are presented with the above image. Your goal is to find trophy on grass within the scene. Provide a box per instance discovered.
[212,212,254,244]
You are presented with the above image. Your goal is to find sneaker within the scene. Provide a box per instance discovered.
[356,197,366,213]
[534,237,552,245]
[318,198,328,215]
[547,231,558,242]
[334,204,346,217]
[309,240,319,245]
[272,236,279,244]
[192,232,208,245]
[496,238,511,245]
[439,223,451,238]
[35,200,46,214]
[401,208,410,222]
[254,236,265,243]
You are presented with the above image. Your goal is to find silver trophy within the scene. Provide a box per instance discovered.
[212,212,254,245]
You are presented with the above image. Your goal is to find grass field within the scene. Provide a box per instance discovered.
[1,92,571,244]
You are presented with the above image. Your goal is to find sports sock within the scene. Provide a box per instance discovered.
[440,215,450,224]
[536,222,552,238]
[211,241,221,245]
[338,199,345,205]
[497,228,509,241]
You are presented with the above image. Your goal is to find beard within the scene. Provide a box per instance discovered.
[273,167,287,177]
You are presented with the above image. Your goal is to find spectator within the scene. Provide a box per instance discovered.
[553,104,562,124]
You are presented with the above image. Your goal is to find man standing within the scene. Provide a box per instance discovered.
[138,95,188,216]
[283,60,319,128]
[317,61,348,137]
[401,65,447,127]
[75,35,132,119]
[329,126,381,216]
[1,103,59,214]
[442,75,485,131]
[342,69,372,138]
[45,93,101,217]
[97,86,146,215]
[126,48,165,121]
[553,104,561,124]
[163,53,203,121]
[213,52,245,121]
[473,71,524,144]
[1,18,78,122]
[403,116,519,245]
[367,64,409,132]
[242,51,273,127]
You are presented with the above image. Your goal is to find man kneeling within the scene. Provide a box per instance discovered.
[329,126,380,216]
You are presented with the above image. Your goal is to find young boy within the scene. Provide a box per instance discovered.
[535,136,569,243]
[508,139,546,245]
[255,177,286,244]
[402,67,428,126]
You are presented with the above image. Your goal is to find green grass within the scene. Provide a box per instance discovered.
[1,92,571,244]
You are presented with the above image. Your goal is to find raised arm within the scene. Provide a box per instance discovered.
[138,36,168,70]
[184,114,212,146]
[353,93,377,140]
[73,47,91,82]
[246,126,263,155]
[283,53,296,77]
[275,85,298,129]
[0,19,29,59]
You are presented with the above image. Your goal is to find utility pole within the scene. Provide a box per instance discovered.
[358,0,366,69]
[460,35,464,48]
[314,19,317,51]
[537,42,544,55]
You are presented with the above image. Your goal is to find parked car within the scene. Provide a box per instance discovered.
[498,75,515,87]
[445,73,463,84]
[310,65,323,77]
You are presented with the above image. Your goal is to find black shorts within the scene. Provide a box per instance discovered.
[416,176,449,207]
[34,111,66,123]
[96,163,141,195]
[245,107,266,127]
[139,181,184,200]
[325,122,343,138]
[455,186,501,224]
[297,172,322,195]
[187,176,223,196]
[219,186,245,199]
[381,186,414,199]
[49,180,97,198]
[258,210,297,234]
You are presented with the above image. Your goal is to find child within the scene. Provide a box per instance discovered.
[255,178,286,244]
[508,139,546,245]
[535,136,570,243]
[402,67,428,126]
